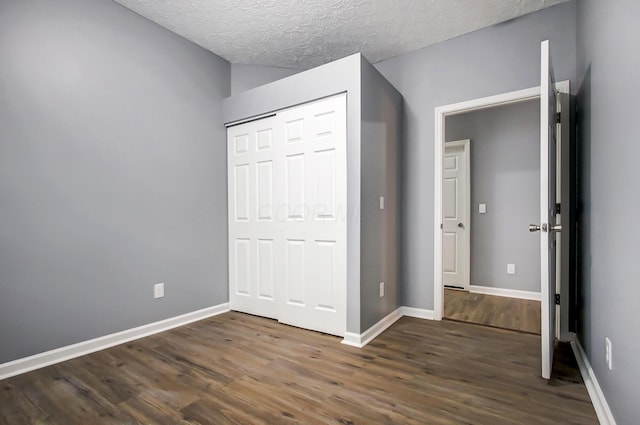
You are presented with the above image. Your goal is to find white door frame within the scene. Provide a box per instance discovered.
[443,139,471,290]
[433,81,570,321]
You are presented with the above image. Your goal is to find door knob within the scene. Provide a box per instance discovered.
[529,224,548,232]
[551,224,562,232]
[457,222,464,229]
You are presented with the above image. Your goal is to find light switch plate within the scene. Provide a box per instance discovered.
[379,196,385,210]
[479,203,487,214]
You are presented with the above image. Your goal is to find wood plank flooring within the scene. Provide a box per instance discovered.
[0,312,597,424]
[444,288,541,334]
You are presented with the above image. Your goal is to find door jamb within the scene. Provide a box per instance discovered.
[443,139,471,291]
[433,81,570,321]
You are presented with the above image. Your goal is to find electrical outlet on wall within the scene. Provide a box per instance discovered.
[507,264,516,275]
[154,283,165,299]
[379,282,385,298]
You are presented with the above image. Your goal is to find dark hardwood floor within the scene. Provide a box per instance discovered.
[444,288,542,334]
[1,312,597,424]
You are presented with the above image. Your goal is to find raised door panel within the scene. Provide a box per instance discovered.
[443,177,458,220]
[256,160,273,221]
[257,239,275,300]
[256,128,273,151]
[285,119,304,143]
[314,241,337,312]
[285,154,306,221]
[315,149,337,221]
[234,164,250,222]
[285,240,306,306]
[234,133,249,155]
[234,239,251,296]
[443,232,458,274]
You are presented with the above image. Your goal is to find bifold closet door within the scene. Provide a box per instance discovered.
[227,116,278,319]
[227,94,347,336]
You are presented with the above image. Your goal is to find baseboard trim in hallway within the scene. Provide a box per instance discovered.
[469,285,541,301]
[0,303,230,381]
[400,306,436,320]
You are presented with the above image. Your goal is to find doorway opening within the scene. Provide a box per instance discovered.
[433,81,570,319]
[443,100,542,335]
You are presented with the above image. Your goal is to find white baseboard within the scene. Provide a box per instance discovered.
[571,339,617,425]
[400,306,435,320]
[0,303,230,381]
[341,332,363,348]
[342,306,436,348]
[342,308,403,348]
[469,285,541,301]
[1,302,436,378]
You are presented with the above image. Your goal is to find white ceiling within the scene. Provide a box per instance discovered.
[113,0,567,69]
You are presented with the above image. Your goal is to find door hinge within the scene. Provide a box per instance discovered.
[555,112,561,124]
[555,294,561,305]
[555,203,561,214]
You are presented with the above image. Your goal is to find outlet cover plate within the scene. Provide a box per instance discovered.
[605,337,612,370]
[154,283,165,299]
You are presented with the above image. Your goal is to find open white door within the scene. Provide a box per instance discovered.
[535,40,560,379]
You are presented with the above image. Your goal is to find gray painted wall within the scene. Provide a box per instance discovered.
[231,64,300,96]
[224,54,363,333]
[446,100,540,293]
[0,0,230,363]
[374,1,576,310]
[360,57,403,330]
[576,0,640,422]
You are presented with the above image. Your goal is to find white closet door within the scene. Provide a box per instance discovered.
[228,116,278,319]
[276,94,347,336]
[227,94,347,337]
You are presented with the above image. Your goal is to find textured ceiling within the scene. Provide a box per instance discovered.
[113,0,567,69]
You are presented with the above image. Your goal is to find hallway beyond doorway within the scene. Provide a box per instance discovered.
[444,288,541,334]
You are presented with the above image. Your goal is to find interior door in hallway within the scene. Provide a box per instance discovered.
[443,140,470,290]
